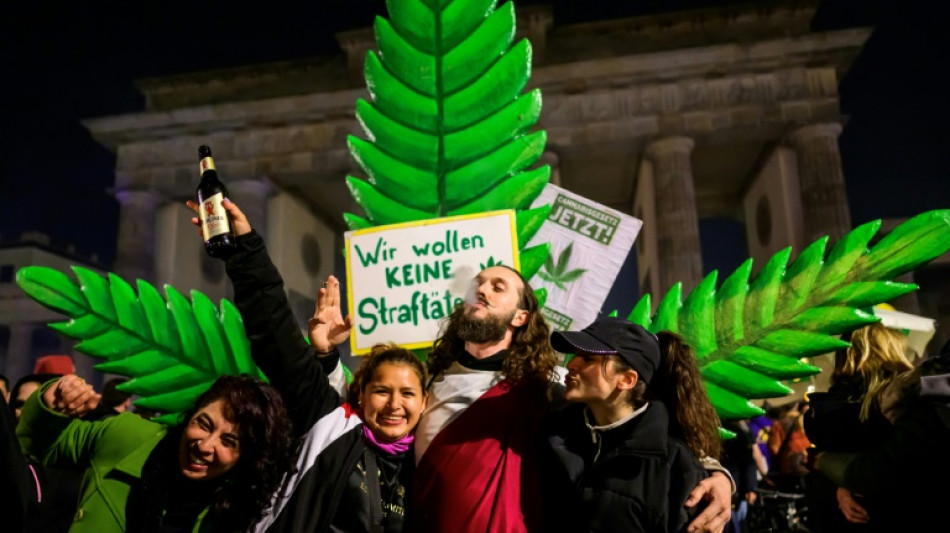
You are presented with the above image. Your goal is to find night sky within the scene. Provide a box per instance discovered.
[1,0,947,272]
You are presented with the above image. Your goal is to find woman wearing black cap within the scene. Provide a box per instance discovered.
[539,317,723,533]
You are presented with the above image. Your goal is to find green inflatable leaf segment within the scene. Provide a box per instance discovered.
[15,266,265,425]
[624,210,950,421]
[345,0,551,281]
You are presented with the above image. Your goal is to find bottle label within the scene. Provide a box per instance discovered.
[199,156,216,174]
[198,192,230,240]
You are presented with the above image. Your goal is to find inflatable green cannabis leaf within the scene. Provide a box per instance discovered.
[624,210,950,421]
[344,0,552,279]
[16,267,264,424]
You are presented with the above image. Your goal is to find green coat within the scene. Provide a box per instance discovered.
[16,381,211,533]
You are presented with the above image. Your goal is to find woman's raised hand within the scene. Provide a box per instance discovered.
[42,374,101,417]
[308,275,353,354]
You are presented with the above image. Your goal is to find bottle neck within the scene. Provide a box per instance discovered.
[199,156,216,175]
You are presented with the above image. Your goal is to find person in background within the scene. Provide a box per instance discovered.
[83,377,132,421]
[748,406,777,476]
[17,373,296,533]
[540,319,723,532]
[766,400,811,493]
[2,383,35,532]
[1,373,10,403]
[8,373,80,533]
[721,418,760,533]
[33,355,75,376]
[805,322,913,532]
[813,339,950,531]
[11,374,61,422]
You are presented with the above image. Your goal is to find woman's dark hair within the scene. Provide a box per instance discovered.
[127,374,295,532]
[649,332,722,460]
[9,373,61,415]
[427,266,558,386]
[190,375,295,531]
[347,343,427,410]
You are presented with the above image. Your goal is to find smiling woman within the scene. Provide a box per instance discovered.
[15,374,296,533]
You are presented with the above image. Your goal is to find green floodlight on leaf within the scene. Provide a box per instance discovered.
[621,209,950,421]
[343,0,552,284]
[15,267,266,425]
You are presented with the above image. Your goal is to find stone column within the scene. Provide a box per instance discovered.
[645,136,703,294]
[3,323,35,381]
[517,5,554,65]
[228,178,273,238]
[540,150,561,187]
[113,189,162,283]
[336,28,376,88]
[787,123,852,244]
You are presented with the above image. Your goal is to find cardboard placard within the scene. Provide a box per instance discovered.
[345,210,519,354]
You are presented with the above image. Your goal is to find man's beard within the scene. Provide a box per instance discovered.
[454,306,516,343]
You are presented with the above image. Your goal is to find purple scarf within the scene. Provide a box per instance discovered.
[362,424,414,456]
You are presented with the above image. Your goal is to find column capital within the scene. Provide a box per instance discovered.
[336,27,375,87]
[786,122,842,146]
[517,5,554,64]
[645,136,695,159]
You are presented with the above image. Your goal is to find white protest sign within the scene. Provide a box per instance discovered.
[526,184,642,332]
[345,210,519,354]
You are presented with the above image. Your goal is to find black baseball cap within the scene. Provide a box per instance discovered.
[551,317,661,384]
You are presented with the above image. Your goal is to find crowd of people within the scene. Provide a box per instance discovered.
[717,321,950,533]
[3,196,948,532]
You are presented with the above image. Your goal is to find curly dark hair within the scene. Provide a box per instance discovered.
[194,375,296,531]
[346,343,428,410]
[427,266,558,386]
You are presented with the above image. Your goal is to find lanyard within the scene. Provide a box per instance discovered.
[364,449,384,533]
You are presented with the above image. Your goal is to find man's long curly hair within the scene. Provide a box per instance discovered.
[127,375,296,532]
[427,266,558,386]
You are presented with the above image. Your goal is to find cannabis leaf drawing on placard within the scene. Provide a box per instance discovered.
[537,242,587,290]
[344,0,551,281]
[16,267,265,424]
[621,210,950,421]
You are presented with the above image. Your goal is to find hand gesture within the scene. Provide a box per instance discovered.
[42,374,101,417]
[308,275,352,354]
[186,198,252,237]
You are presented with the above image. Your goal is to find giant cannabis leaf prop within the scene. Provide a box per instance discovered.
[626,210,950,421]
[16,267,264,425]
[344,0,552,279]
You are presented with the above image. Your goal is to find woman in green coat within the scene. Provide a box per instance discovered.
[16,373,295,533]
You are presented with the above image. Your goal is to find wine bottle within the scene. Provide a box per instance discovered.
[196,145,236,258]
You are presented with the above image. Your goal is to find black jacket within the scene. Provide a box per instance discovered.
[817,352,950,531]
[227,231,413,533]
[540,402,707,533]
